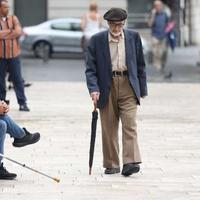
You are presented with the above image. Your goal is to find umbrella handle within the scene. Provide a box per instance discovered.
[93,104,97,112]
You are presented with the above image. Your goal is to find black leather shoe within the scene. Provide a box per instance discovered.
[19,104,30,112]
[13,128,40,147]
[121,163,140,176]
[104,167,120,174]
[0,163,17,180]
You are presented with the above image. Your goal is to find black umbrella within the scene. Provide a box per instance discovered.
[89,109,98,175]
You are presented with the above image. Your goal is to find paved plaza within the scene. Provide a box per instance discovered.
[0,80,200,200]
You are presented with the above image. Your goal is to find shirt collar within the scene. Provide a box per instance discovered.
[109,30,124,43]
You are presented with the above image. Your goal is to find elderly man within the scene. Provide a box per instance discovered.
[0,101,40,180]
[85,8,147,176]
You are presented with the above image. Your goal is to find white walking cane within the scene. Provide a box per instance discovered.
[0,153,60,183]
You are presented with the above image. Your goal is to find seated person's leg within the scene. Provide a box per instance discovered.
[0,115,40,147]
[0,120,7,161]
[0,120,17,180]
[0,115,25,139]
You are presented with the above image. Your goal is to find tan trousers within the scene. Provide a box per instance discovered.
[100,76,141,168]
[152,37,168,71]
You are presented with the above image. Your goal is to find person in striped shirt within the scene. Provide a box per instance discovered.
[0,0,29,111]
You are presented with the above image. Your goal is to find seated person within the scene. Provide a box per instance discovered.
[0,100,40,180]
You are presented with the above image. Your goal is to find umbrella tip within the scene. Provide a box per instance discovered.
[89,168,92,175]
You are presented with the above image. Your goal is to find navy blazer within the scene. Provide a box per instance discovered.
[85,29,148,109]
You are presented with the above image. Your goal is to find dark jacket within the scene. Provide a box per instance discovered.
[85,29,148,109]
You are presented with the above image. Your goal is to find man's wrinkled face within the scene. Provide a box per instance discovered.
[0,1,9,17]
[108,21,125,37]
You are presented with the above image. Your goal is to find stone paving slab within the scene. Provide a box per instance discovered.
[0,82,200,200]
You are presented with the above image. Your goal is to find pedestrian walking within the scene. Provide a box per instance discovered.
[0,0,30,111]
[85,8,148,176]
[7,73,32,91]
[81,2,103,52]
[148,0,172,79]
[0,100,40,180]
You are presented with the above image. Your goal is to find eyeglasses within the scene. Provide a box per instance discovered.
[109,22,125,28]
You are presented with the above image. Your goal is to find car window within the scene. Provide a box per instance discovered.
[71,23,82,32]
[51,22,71,31]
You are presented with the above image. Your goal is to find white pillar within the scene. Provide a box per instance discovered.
[8,0,14,15]
[190,0,200,45]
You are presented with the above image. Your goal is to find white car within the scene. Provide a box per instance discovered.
[20,18,83,57]
[20,18,150,59]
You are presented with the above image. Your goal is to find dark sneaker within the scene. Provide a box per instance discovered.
[13,128,40,147]
[121,163,140,177]
[24,82,32,87]
[164,71,173,79]
[19,104,30,112]
[0,163,17,180]
[104,167,120,174]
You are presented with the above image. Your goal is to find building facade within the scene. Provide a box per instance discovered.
[8,0,126,25]
[48,0,126,19]
[7,0,200,45]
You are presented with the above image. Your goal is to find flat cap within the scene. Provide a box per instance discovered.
[103,8,127,21]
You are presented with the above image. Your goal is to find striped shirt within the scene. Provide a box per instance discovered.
[0,15,22,59]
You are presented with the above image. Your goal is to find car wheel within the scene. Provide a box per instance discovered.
[34,42,51,60]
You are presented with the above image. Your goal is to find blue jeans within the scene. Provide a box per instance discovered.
[0,115,25,163]
[0,57,27,105]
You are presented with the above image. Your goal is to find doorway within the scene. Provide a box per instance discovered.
[14,0,48,27]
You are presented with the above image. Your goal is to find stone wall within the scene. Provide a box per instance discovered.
[48,0,126,19]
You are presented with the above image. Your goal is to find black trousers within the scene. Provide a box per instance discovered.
[0,57,27,105]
